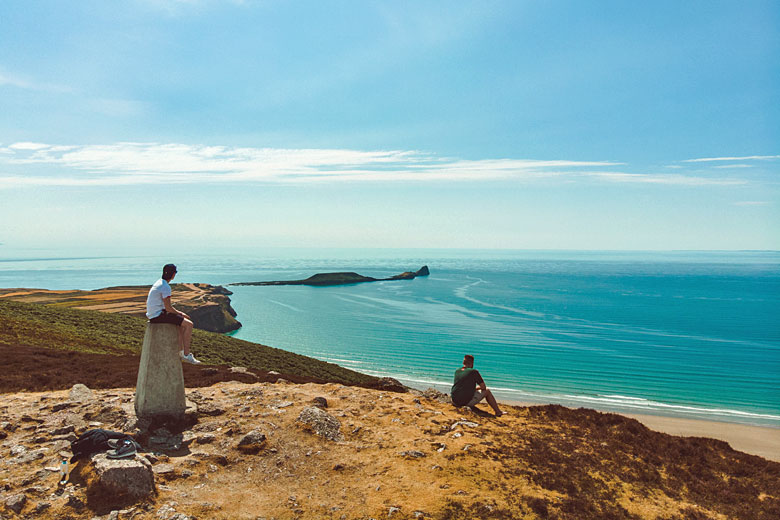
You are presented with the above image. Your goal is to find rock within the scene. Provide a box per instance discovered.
[86,453,156,505]
[296,407,343,442]
[10,445,27,456]
[157,503,177,519]
[267,371,281,376]
[389,506,401,517]
[415,265,430,276]
[202,368,218,376]
[69,383,95,402]
[195,434,216,444]
[229,366,254,376]
[420,387,451,404]
[5,493,26,514]
[0,431,6,440]
[237,430,267,454]
[311,397,328,409]
[273,401,293,409]
[375,377,406,393]
[450,420,479,430]
[52,425,76,436]
[275,378,290,384]
[52,402,74,412]
[399,450,426,458]
[66,493,86,509]
[197,403,225,416]
[153,463,175,475]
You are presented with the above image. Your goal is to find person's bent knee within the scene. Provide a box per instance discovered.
[182,318,193,328]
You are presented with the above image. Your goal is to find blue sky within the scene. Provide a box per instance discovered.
[1,0,778,251]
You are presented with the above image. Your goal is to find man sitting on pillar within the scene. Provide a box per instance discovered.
[146,263,201,364]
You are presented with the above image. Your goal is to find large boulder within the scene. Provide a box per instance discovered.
[296,406,343,442]
[81,453,155,511]
[69,383,95,403]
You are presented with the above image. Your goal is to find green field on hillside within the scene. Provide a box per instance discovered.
[0,299,376,385]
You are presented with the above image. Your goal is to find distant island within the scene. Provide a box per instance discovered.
[232,265,430,287]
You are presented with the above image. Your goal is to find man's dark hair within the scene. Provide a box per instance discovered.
[162,264,177,281]
[464,354,474,365]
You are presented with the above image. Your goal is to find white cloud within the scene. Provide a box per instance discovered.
[0,141,749,188]
[683,155,780,163]
[713,164,754,169]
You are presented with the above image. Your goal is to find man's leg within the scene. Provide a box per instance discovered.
[179,318,194,356]
[484,389,503,416]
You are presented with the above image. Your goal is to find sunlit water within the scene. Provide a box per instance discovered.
[2,248,778,427]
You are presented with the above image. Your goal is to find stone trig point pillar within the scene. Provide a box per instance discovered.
[135,323,186,419]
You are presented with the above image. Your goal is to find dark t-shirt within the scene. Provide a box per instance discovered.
[450,367,484,406]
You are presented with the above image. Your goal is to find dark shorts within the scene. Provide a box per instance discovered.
[149,311,184,326]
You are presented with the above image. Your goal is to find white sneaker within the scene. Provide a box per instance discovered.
[181,353,202,365]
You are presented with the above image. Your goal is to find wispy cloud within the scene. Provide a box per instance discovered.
[682,155,780,163]
[0,141,750,188]
[733,201,770,206]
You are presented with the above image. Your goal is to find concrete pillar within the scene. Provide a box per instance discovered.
[135,323,185,418]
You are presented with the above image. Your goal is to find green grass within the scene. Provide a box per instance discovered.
[0,299,377,385]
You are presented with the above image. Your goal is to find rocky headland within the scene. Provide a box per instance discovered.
[1,378,778,520]
[0,284,241,334]
[232,265,430,287]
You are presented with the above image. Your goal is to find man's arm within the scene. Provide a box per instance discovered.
[163,296,190,320]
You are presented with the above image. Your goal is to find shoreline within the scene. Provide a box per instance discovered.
[499,398,780,462]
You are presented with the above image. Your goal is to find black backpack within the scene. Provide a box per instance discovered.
[70,428,133,462]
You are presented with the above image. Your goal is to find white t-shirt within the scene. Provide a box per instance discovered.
[146,278,172,319]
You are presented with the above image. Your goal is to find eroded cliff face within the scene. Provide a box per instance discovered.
[0,283,242,334]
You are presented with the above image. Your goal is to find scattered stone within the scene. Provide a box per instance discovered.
[68,383,95,402]
[51,425,76,436]
[237,430,267,453]
[34,501,51,514]
[274,401,293,409]
[10,445,27,456]
[275,378,290,384]
[450,420,479,430]
[86,453,156,505]
[157,503,177,519]
[0,431,6,440]
[420,387,451,404]
[5,493,26,514]
[52,432,78,443]
[195,433,216,444]
[297,406,343,442]
[52,403,75,414]
[267,371,281,376]
[399,450,426,459]
[66,493,85,509]
[229,367,256,378]
[333,463,345,471]
[452,432,463,438]
[197,403,225,416]
[311,397,328,409]
[388,506,401,516]
[153,463,175,475]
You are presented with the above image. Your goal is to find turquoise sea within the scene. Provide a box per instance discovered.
[1,248,778,428]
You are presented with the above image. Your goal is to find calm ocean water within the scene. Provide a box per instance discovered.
[2,248,778,427]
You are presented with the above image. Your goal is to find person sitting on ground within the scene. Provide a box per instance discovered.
[450,354,503,416]
[146,263,200,365]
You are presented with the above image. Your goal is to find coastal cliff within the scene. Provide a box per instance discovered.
[0,283,241,334]
[233,265,430,287]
